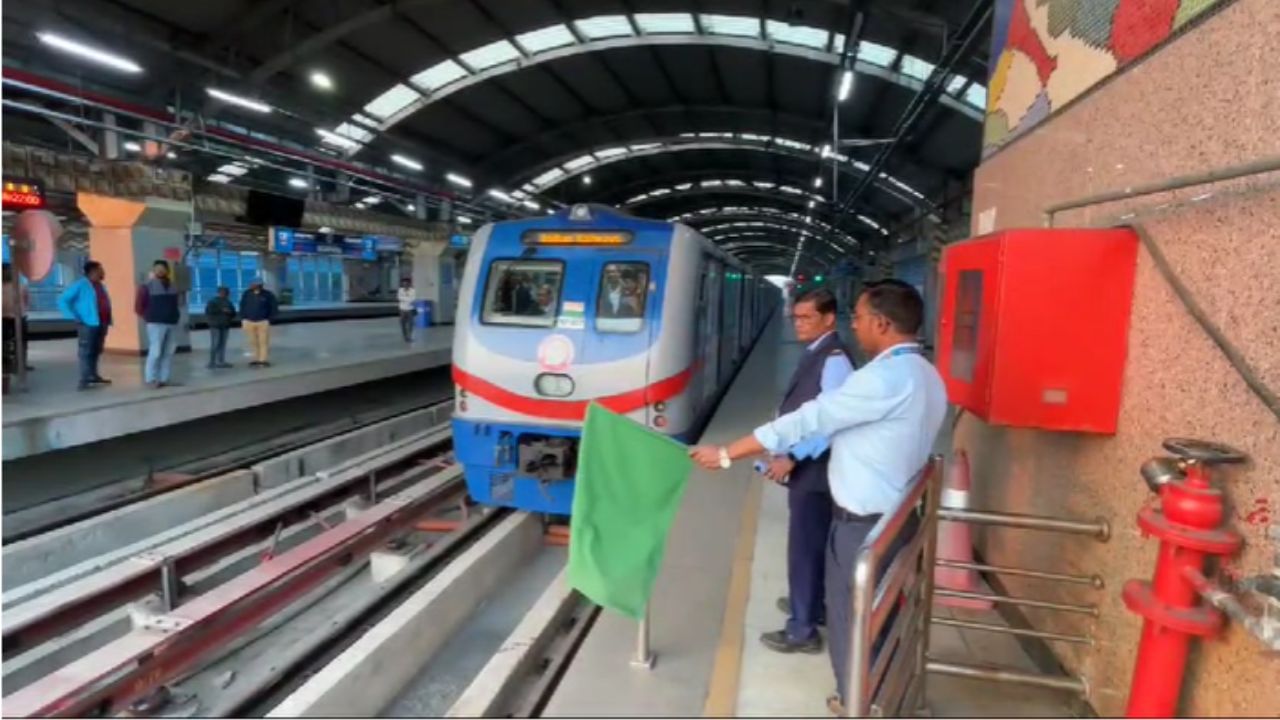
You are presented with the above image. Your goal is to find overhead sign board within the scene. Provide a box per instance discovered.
[2,179,46,211]
[523,230,632,246]
[270,227,397,260]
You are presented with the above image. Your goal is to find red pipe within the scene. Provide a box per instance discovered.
[1,68,457,202]
[1122,463,1241,716]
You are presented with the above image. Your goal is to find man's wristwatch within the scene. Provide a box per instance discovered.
[718,447,732,469]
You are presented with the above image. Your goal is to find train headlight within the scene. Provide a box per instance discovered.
[534,373,575,397]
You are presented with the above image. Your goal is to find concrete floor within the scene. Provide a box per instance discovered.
[3,319,453,458]
[385,546,568,717]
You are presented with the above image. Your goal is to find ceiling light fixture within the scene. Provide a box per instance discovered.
[391,154,424,171]
[813,176,823,189]
[288,177,310,189]
[582,174,592,186]
[316,128,361,149]
[446,172,473,188]
[206,87,272,113]
[122,141,142,152]
[458,215,474,224]
[837,69,854,102]
[309,70,334,91]
[521,200,540,211]
[37,32,143,74]
[488,189,514,203]
[165,151,177,159]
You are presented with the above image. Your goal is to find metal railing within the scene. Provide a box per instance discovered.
[845,454,943,717]
[843,454,1111,716]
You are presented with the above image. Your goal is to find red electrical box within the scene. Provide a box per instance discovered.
[936,227,1139,434]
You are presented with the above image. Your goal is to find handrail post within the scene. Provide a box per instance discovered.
[846,551,876,716]
[630,603,655,669]
[913,455,944,714]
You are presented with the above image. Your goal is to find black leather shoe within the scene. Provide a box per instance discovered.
[776,596,826,627]
[759,629,823,654]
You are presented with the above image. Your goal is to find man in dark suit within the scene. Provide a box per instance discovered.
[760,288,854,653]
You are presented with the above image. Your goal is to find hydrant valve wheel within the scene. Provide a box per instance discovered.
[1161,438,1247,465]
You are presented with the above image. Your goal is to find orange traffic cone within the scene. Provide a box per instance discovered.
[933,449,993,609]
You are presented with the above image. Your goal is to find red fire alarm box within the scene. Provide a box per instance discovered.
[936,227,1139,434]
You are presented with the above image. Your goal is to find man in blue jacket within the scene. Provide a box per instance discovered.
[239,278,278,367]
[57,261,113,391]
[135,260,182,388]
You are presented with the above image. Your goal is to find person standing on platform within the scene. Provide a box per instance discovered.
[397,277,416,343]
[690,280,946,715]
[57,260,112,391]
[135,259,182,389]
[3,263,33,373]
[239,278,278,367]
[758,288,854,655]
[204,286,236,369]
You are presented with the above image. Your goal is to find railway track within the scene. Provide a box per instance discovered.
[2,416,596,718]
[3,392,455,543]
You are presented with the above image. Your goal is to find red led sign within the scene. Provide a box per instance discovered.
[2,179,46,211]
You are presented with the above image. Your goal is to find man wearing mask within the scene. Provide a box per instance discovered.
[691,280,946,715]
[759,288,854,655]
[239,278,278,367]
[57,261,112,390]
[135,259,182,389]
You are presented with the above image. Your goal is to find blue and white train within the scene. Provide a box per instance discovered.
[451,204,777,515]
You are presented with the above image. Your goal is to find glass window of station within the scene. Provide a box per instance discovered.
[186,249,264,309]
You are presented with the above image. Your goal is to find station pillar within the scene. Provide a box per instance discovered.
[410,240,463,324]
[77,193,192,354]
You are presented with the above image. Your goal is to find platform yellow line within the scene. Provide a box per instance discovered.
[702,476,764,717]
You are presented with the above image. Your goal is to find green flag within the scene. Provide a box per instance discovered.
[567,403,693,619]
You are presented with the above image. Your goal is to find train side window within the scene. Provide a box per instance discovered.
[596,261,649,333]
[481,259,564,327]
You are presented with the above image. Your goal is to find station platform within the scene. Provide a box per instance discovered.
[546,317,1081,717]
[23,302,403,339]
[2,318,452,460]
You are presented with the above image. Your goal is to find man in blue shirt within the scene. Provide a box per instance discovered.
[57,261,113,391]
[693,280,947,715]
[759,288,854,655]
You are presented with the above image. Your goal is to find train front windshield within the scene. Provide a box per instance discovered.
[481,259,564,327]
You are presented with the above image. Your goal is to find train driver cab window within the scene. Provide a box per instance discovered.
[482,260,563,327]
[596,262,649,333]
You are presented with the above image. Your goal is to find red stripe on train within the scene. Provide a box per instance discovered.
[452,365,694,421]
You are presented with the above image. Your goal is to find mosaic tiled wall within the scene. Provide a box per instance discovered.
[984,0,1231,156]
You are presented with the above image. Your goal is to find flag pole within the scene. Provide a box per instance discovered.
[630,603,655,669]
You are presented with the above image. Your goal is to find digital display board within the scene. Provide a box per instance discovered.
[2,179,46,211]
[523,230,632,246]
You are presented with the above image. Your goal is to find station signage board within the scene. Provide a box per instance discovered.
[271,227,401,260]
[2,178,46,211]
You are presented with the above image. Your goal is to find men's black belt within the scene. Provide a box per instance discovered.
[832,506,882,523]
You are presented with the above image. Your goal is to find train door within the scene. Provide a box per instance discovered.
[702,258,723,401]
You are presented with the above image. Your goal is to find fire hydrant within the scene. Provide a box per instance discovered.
[1123,438,1245,717]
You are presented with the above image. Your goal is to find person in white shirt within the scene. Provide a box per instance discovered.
[397,278,417,343]
[692,280,947,715]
